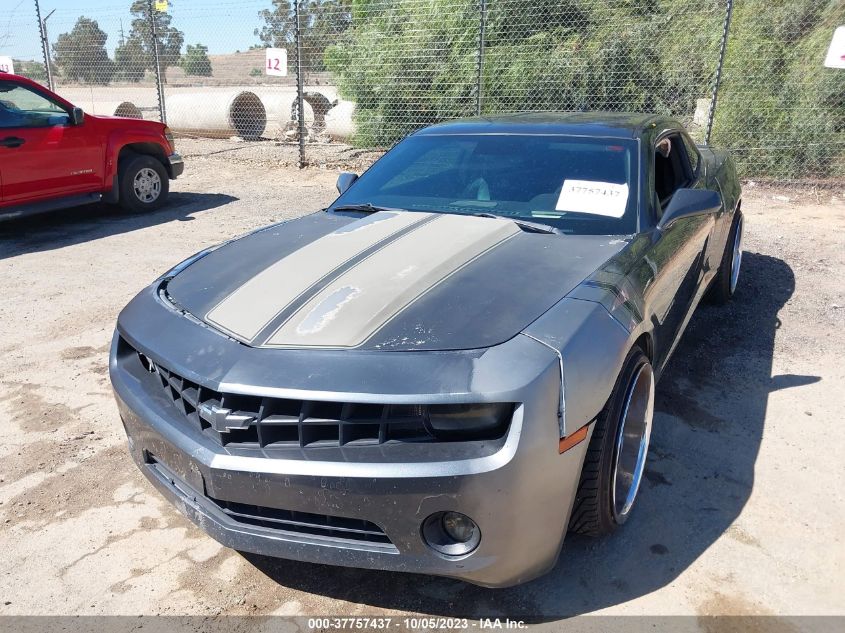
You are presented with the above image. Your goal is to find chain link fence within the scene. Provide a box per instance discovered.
[2,0,844,183]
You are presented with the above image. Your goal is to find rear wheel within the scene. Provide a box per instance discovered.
[706,209,743,305]
[118,154,169,213]
[569,347,655,536]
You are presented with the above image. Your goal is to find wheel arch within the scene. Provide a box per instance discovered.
[633,332,654,363]
[523,297,635,436]
[118,143,171,176]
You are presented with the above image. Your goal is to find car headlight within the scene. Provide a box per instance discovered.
[164,126,176,152]
[425,403,513,440]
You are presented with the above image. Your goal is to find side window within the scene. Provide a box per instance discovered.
[653,133,689,211]
[681,134,700,176]
[0,80,70,129]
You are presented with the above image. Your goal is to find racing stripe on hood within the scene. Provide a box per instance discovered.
[205,211,432,342]
[261,213,521,348]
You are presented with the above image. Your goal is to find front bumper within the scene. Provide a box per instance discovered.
[110,288,590,587]
[167,153,184,178]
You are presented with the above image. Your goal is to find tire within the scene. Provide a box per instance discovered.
[118,154,169,213]
[568,347,655,537]
[706,209,743,305]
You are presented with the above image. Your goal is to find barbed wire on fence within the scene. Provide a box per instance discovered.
[2,0,843,183]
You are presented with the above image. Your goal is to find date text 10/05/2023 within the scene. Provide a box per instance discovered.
[306,618,528,630]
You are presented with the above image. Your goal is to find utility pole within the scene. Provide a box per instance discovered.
[706,0,734,145]
[294,0,306,168]
[475,0,486,116]
[147,0,167,123]
[34,1,55,90]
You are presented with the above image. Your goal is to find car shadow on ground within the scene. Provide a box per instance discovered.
[243,251,807,619]
[0,192,236,259]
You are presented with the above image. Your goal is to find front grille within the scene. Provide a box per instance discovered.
[140,352,472,449]
[212,498,392,545]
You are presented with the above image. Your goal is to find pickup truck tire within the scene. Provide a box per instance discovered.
[118,154,169,213]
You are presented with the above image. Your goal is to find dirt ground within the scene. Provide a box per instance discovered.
[0,141,843,624]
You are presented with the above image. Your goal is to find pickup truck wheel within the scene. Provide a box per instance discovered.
[568,347,655,537]
[118,155,169,213]
[706,209,743,305]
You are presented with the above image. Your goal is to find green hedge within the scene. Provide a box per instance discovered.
[326,0,844,179]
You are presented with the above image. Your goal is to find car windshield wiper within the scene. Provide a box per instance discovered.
[331,203,405,214]
[471,212,562,234]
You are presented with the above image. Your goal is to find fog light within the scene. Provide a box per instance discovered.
[442,512,476,543]
[422,511,481,557]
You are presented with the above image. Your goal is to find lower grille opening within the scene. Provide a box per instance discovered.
[211,498,392,545]
[145,451,393,547]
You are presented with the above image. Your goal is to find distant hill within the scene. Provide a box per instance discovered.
[164,49,332,87]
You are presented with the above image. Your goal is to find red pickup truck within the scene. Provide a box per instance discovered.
[0,72,183,221]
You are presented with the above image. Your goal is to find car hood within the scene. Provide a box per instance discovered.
[165,210,628,351]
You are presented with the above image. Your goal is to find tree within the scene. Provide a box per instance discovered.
[53,17,115,85]
[255,1,352,72]
[325,1,720,147]
[711,0,845,178]
[116,0,185,84]
[114,37,147,82]
[181,43,212,76]
[13,60,48,82]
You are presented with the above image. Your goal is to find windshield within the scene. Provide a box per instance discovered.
[330,133,639,234]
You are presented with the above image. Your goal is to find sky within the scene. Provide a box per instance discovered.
[1,0,274,61]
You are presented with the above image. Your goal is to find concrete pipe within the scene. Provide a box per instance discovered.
[165,91,266,140]
[113,102,143,119]
[325,100,356,141]
[254,89,315,137]
[82,101,142,119]
[257,91,354,142]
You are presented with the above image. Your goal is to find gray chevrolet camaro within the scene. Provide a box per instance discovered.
[110,112,742,588]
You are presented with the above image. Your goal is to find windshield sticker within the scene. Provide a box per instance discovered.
[555,180,629,218]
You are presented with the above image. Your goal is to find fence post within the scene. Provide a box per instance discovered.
[33,0,54,90]
[475,0,487,116]
[294,0,306,168]
[147,0,167,124]
[706,0,734,145]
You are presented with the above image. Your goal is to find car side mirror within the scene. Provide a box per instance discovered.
[658,188,722,230]
[336,171,358,194]
[70,106,84,126]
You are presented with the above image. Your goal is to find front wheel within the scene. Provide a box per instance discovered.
[118,154,169,213]
[568,347,655,537]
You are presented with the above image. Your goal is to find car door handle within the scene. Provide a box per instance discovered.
[0,136,26,148]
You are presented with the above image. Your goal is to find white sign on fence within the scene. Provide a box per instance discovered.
[265,48,288,77]
[824,26,845,69]
[0,56,14,74]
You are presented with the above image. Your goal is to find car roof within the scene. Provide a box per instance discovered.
[414,111,675,139]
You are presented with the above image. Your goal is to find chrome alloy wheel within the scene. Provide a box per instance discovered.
[133,167,162,204]
[730,214,744,294]
[611,362,655,523]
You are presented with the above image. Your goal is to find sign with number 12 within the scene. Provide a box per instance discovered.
[265,48,288,77]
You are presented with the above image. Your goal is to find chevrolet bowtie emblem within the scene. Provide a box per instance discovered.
[198,402,254,432]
